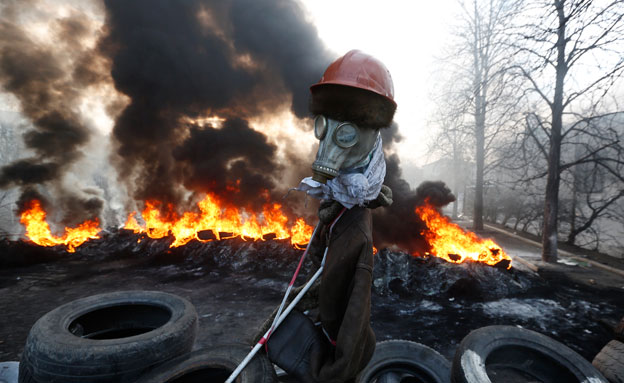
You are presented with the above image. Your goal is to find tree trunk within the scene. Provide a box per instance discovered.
[472,5,486,231]
[452,190,459,219]
[522,220,531,232]
[542,138,561,262]
[474,114,485,230]
[452,142,460,220]
[463,184,469,217]
[541,0,567,263]
[566,165,579,245]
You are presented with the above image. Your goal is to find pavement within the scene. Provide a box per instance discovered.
[458,220,624,290]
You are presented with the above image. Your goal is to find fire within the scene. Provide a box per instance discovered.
[19,195,510,269]
[124,212,143,233]
[20,200,101,253]
[415,202,511,268]
[291,218,314,250]
[126,193,315,248]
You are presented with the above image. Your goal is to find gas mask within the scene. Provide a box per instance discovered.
[311,115,380,184]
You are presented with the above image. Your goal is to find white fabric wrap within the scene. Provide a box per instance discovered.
[295,135,385,209]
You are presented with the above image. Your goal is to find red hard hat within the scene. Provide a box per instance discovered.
[311,49,396,107]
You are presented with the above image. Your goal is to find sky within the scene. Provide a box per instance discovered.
[302,0,461,168]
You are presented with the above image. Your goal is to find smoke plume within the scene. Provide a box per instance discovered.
[0,1,113,224]
[172,118,281,210]
[373,122,456,253]
[102,0,332,212]
[1,0,456,254]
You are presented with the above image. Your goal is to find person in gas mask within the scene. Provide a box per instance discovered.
[259,50,396,383]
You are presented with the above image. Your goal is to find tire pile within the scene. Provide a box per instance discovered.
[592,316,624,383]
[17,291,276,383]
[14,290,624,382]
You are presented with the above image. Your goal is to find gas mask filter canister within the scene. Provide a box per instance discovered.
[311,115,379,184]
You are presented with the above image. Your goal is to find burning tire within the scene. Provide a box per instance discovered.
[593,340,624,383]
[451,325,608,383]
[356,340,451,383]
[19,290,198,383]
[134,345,278,383]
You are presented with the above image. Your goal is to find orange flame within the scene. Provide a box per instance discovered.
[19,195,510,269]
[20,200,101,253]
[125,193,315,248]
[124,212,143,234]
[291,218,315,249]
[415,202,511,268]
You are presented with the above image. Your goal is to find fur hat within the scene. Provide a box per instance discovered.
[309,84,396,129]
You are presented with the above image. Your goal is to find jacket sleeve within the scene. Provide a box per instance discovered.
[312,224,376,382]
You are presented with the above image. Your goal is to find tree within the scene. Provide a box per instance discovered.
[509,0,624,261]
[432,0,521,230]
[0,110,22,238]
[427,88,473,219]
[562,112,624,246]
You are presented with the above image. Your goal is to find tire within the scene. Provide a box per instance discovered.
[19,290,198,383]
[615,317,624,342]
[452,325,608,383]
[18,363,35,383]
[356,340,451,383]
[593,340,624,383]
[135,344,278,383]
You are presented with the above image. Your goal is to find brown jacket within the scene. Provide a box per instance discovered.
[310,205,376,383]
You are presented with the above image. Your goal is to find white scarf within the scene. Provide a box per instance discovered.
[295,135,386,209]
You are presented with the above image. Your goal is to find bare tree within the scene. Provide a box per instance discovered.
[431,0,522,229]
[427,85,474,219]
[561,112,624,246]
[463,0,524,230]
[0,110,24,238]
[0,190,14,237]
[508,0,624,261]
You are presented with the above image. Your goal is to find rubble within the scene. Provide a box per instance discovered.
[0,235,622,362]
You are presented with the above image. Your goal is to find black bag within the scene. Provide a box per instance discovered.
[266,310,327,383]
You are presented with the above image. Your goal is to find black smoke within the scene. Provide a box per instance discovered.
[229,0,330,118]
[172,118,281,210]
[0,160,61,187]
[102,0,332,212]
[1,0,456,254]
[373,122,456,253]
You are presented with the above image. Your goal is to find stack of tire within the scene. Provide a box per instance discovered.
[592,316,624,383]
[17,291,619,382]
[354,326,610,383]
[18,291,277,383]
[449,326,610,383]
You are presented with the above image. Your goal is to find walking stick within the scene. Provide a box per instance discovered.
[225,208,345,383]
